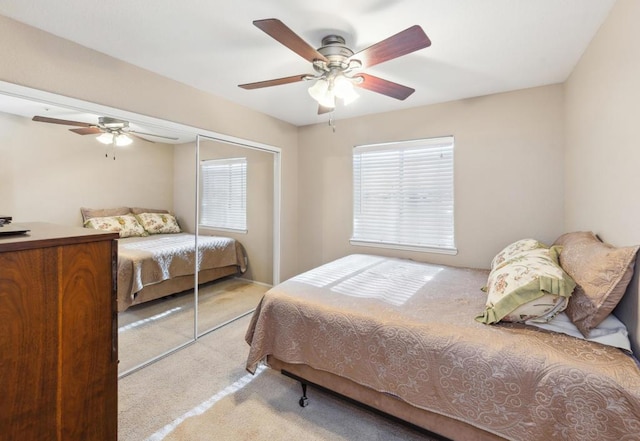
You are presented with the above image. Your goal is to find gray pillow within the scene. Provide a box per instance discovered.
[80,206,131,223]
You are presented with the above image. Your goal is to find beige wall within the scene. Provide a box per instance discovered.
[564,0,640,245]
[0,111,174,226]
[297,84,565,271]
[172,143,198,232]
[564,0,640,353]
[0,15,300,281]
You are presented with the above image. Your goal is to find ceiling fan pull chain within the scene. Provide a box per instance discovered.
[328,112,336,133]
[104,139,117,160]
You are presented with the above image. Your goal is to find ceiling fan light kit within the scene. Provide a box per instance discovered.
[239,19,431,116]
[96,132,115,145]
[115,134,133,146]
[307,74,360,109]
[334,75,360,105]
[92,117,135,147]
[97,132,133,147]
[305,34,361,110]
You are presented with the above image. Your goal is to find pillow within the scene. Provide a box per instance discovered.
[135,212,182,234]
[476,246,576,324]
[83,214,147,238]
[80,206,130,223]
[130,207,170,215]
[491,238,548,270]
[553,231,639,337]
[527,312,632,353]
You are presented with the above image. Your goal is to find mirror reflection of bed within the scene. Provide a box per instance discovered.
[100,205,264,374]
[0,94,278,377]
[118,277,268,374]
[112,136,275,374]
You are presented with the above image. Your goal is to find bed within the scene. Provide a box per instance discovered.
[81,206,247,312]
[245,233,640,441]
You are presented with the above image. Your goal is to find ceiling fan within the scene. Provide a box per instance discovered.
[31,115,179,145]
[239,18,431,114]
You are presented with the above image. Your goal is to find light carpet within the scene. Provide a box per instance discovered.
[118,314,442,441]
[118,277,267,374]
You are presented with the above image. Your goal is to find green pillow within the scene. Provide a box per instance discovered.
[477,246,576,324]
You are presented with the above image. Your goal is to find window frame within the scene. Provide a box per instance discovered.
[199,157,248,233]
[350,136,457,255]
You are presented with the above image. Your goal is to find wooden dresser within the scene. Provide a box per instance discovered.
[0,223,118,441]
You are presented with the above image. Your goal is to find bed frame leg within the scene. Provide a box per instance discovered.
[281,370,310,407]
[298,382,309,407]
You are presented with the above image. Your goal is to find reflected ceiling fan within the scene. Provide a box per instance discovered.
[32,115,179,146]
[239,18,431,114]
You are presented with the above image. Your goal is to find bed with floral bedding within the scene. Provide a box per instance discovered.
[82,206,246,312]
[245,233,640,441]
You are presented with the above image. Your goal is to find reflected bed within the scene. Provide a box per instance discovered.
[117,233,246,312]
[80,206,247,312]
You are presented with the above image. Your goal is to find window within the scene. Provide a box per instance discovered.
[200,157,247,232]
[351,136,455,254]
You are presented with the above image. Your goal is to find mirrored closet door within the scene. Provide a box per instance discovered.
[195,136,276,336]
[117,141,199,375]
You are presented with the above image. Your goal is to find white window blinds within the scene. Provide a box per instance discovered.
[352,136,455,253]
[200,157,247,232]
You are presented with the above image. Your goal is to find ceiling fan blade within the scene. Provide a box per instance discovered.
[351,25,431,69]
[253,19,328,63]
[129,133,155,143]
[32,115,93,127]
[239,74,308,90]
[318,105,334,115]
[129,130,179,141]
[354,73,415,100]
[69,127,102,135]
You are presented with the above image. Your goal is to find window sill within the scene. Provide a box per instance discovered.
[199,225,247,234]
[350,240,458,255]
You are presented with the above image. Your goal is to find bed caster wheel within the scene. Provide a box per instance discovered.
[298,382,309,407]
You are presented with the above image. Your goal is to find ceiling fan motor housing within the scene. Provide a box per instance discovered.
[99,116,129,130]
[314,35,355,73]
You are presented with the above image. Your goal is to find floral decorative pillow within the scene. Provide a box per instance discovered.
[135,212,182,234]
[477,246,576,324]
[490,238,548,270]
[84,214,147,238]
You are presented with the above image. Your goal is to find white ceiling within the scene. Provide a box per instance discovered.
[0,0,616,127]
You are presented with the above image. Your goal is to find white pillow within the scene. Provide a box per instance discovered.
[527,312,632,352]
